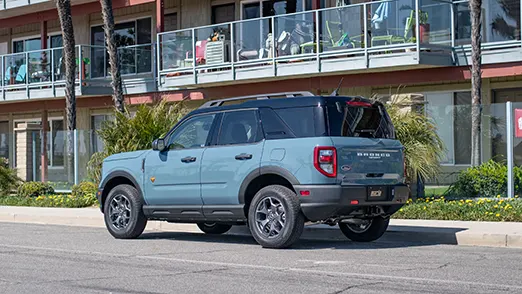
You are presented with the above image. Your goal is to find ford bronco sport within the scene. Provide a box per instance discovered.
[97,91,409,248]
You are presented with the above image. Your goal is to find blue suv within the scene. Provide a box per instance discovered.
[97,91,409,248]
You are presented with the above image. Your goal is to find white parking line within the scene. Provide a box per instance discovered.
[1,243,520,290]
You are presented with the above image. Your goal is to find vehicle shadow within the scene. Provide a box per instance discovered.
[138,224,465,250]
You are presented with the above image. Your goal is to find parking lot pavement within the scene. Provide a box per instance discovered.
[1,223,522,294]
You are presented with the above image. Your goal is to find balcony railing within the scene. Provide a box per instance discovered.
[0,43,154,100]
[157,0,456,87]
[1,0,49,9]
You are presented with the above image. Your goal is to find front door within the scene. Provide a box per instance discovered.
[144,113,217,207]
[201,110,264,211]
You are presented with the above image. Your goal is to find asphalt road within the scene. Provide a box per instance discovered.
[1,223,522,294]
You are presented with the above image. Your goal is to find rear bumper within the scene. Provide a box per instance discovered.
[294,184,410,221]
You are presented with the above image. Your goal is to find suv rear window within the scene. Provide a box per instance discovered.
[326,102,395,139]
[259,107,325,139]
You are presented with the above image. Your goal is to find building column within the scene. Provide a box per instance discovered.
[41,110,48,182]
[41,21,48,81]
[156,0,164,34]
[15,123,41,182]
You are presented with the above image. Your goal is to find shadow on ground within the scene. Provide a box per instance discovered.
[138,224,466,250]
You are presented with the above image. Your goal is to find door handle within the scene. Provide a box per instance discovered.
[235,153,253,160]
[181,156,197,163]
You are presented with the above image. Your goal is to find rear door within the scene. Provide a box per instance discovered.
[200,109,264,214]
[326,101,405,186]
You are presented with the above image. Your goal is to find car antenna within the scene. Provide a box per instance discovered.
[330,77,344,96]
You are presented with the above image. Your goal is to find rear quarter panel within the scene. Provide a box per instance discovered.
[261,137,336,185]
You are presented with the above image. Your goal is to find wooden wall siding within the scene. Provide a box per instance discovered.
[11,23,40,35]
[181,0,211,28]
[90,3,154,22]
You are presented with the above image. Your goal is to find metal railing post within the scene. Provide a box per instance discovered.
[450,2,455,48]
[78,46,83,94]
[507,101,514,198]
[74,129,79,185]
[151,43,157,91]
[192,28,197,84]
[230,23,235,80]
[103,46,107,77]
[415,0,420,53]
[271,16,276,76]
[156,35,162,87]
[315,9,321,72]
[363,3,368,67]
[25,52,29,98]
[51,48,55,96]
[1,55,4,100]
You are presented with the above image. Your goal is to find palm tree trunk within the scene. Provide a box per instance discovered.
[470,0,482,166]
[100,0,125,113]
[55,0,76,184]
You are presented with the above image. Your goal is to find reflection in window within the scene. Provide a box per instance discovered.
[169,114,215,149]
[218,111,259,145]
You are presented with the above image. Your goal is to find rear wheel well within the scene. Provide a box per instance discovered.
[101,176,137,211]
[243,174,295,217]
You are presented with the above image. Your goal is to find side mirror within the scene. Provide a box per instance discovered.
[152,138,166,151]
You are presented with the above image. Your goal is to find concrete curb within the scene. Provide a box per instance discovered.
[1,206,521,248]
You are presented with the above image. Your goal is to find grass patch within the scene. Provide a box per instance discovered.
[393,196,522,222]
[0,194,98,208]
[424,186,449,197]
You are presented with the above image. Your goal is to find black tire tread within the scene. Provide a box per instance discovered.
[197,223,233,235]
[248,185,304,249]
[339,217,389,242]
[104,184,147,239]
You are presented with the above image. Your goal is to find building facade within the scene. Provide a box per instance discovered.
[0,0,521,186]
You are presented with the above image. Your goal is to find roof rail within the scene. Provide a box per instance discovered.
[198,91,315,109]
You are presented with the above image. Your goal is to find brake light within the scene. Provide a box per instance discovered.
[346,101,372,107]
[314,146,337,178]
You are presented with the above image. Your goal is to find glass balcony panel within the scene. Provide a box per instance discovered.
[194,23,232,66]
[27,50,52,84]
[320,5,365,53]
[273,11,316,57]
[369,0,415,47]
[234,18,272,62]
[420,0,452,46]
[3,53,26,86]
[159,30,193,71]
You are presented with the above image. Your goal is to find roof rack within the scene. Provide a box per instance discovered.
[198,91,315,109]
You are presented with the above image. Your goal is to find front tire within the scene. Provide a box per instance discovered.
[248,185,304,249]
[197,223,232,234]
[103,184,147,239]
[338,217,389,242]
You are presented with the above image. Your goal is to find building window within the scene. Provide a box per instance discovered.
[90,114,114,155]
[493,88,522,165]
[425,91,471,165]
[0,121,8,161]
[91,18,153,78]
[12,35,64,53]
[212,3,236,24]
[49,119,65,167]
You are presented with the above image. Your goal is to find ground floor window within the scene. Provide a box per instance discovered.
[0,121,8,161]
[90,114,113,155]
[493,88,522,165]
[424,91,472,165]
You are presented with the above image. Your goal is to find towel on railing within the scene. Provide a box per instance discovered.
[4,66,10,81]
[15,64,26,82]
[372,2,389,30]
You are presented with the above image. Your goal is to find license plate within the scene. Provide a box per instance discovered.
[367,186,387,201]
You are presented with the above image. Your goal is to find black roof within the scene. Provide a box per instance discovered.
[188,95,372,116]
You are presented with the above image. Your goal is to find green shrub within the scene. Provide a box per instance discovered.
[17,181,55,198]
[87,99,187,183]
[448,160,522,198]
[72,181,97,197]
[0,157,20,195]
[0,194,98,208]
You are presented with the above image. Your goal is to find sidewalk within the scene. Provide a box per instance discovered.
[1,206,521,248]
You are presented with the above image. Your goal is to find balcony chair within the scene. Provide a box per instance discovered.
[370,10,420,47]
[324,21,364,50]
[15,64,26,84]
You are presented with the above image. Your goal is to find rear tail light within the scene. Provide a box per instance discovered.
[346,100,372,107]
[314,146,337,178]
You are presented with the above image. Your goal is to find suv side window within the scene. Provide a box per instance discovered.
[217,110,260,145]
[168,114,216,149]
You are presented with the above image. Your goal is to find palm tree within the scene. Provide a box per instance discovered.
[491,0,520,40]
[100,0,125,113]
[470,0,482,166]
[55,0,77,183]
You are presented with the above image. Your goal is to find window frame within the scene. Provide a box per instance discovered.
[11,33,64,53]
[164,112,219,151]
[213,108,264,147]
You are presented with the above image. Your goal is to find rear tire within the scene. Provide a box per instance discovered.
[197,223,232,234]
[103,184,147,239]
[248,185,304,249]
[339,217,389,242]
